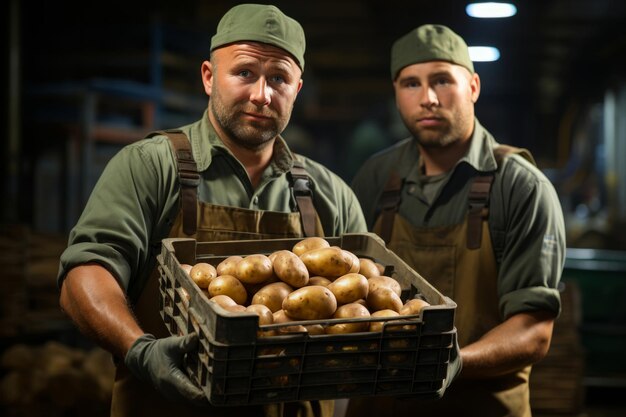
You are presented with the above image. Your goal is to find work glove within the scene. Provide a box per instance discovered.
[441,330,463,395]
[124,333,207,405]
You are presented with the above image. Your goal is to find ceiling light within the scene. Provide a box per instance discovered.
[468,46,501,62]
[466,2,517,18]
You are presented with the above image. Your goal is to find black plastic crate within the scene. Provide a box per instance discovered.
[157,233,456,406]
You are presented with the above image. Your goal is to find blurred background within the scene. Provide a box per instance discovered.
[1,0,625,416]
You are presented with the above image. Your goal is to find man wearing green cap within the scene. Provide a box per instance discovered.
[57,4,365,417]
[346,24,565,417]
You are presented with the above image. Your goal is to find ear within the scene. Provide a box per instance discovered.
[201,60,213,96]
[296,78,303,94]
[470,72,481,103]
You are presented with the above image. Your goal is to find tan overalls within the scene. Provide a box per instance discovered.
[110,131,332,417]
[347,147,534,417]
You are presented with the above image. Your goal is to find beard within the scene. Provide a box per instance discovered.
[403,109,474,149]
[210,83,291,151]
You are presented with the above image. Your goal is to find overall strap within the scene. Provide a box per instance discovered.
[288,159,319,237]
[467,175,494,249]
[149,129,199,236]
[377,171,403,244]
[467,144,536,250]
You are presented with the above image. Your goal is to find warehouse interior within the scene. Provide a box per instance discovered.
[2,0,626,416]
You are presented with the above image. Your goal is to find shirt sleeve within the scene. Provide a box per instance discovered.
[494,156,565,319]
[57,138,179,300]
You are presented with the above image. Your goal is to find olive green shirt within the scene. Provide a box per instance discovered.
[58,111,366,298]
[351,119,565,319]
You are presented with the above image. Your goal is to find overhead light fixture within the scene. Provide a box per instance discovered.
[466,2,517,18]
[468,46,501,62]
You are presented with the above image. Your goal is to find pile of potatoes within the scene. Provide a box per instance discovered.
[179,237,430,336]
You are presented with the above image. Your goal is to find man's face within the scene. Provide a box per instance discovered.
[393,61,480,148]
[202,42,303,150]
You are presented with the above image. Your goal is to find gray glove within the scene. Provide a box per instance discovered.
[125,333,207,405]
[443,330,463,392]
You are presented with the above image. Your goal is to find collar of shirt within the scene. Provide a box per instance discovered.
[184,109,296,174]
[405,117,499,184]
[456,118,499,173]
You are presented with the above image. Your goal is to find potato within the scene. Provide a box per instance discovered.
[368,276,402,298]
[367,287,403,312]
[209,294,237,310]
[304,324,325,335]
[245,304,274,325]
[225,304,247,313]
[273,309,307,334]
[236,254,274,284]
[327,273,369,305]
[278,324,308,334]
[208,275,247,305]
[282,285,337,320]
[216,256,243,276]
[300,247,353,278]
[358,258,381,278]
[308,276,332,287]
[268,251,280,263]
[292,237,330,256]
[246,304,275,337]
[189,262,217,289]
[399,298,430,316]
[180,263,193,275]
[369,309,400,332]
[252,282,294,313]
[272,250,309,288]
[343,250,361,273]
[325,303,370,334]
[272,309,295,323]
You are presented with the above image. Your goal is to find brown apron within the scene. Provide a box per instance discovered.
[110,132,330,417]
[347,155,533,417]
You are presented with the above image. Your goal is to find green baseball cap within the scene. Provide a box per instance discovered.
[390,24,474,79]
[210,4,306,71]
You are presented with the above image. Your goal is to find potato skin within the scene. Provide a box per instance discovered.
[245,304,274,325]
[399,298,431,316]
[358,258,381,278]
[209,294,237,310]
[208,275,247,305]
[299,247,353,278]
[325,303,370,334]
[367,287,403,312]
[368,276,402,298]
[327,273,369,305]
[282,285,337,320]
[251,282,294,313]
[292,237,330,256]
[236,254,274,284]
[343,250,361,273]
[272,250,309,288]
[308,276,332,287]
[216,256,243,276]
[189,262,217,289]
[369,309,401,332]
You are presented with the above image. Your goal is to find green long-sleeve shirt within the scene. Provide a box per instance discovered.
[58,112,366,300]
[351,119,565,319]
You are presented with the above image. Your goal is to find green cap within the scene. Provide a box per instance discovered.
[390,24,473,79]
[210,4,306,71]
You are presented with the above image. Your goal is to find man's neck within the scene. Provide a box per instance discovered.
[208,113,274,188]
[419,136,472,176]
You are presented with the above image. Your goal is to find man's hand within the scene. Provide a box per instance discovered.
[124,333,207,405]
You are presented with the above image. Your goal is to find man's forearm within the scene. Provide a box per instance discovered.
[459,310,555,379]
[59,263,145,359]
